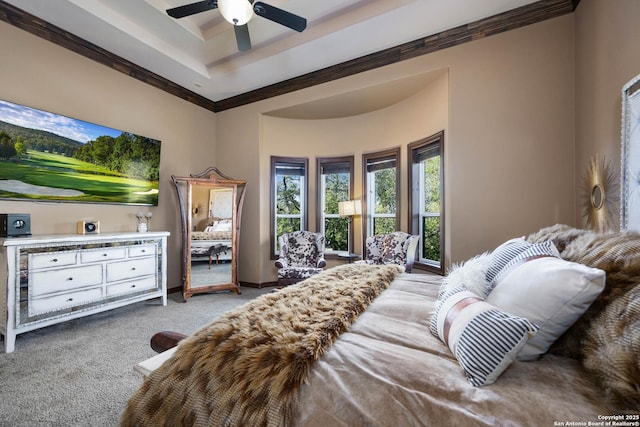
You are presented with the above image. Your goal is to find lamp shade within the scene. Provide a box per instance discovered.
[218,0,254,25]
[338,200,362,217]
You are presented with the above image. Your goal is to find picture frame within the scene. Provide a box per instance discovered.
[0,99,161,206]
[621,73,640,231]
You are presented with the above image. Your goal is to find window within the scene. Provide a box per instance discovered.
[270,156,308,258]
[408,131,444,274]
[316,156,354,254]
[363,148,400,245]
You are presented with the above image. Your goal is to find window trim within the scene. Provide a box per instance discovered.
[362,147,401,254]
[270,156,309,260]
[316,156,355,257]
[408,131,445,275]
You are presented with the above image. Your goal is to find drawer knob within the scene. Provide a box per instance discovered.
[131,284,136,288]
[67,298,74,302]
[141,250,146,253]
[103,253,108,257]
[131,267,136,271]
[51,259,58,263]
[67,277,73,281]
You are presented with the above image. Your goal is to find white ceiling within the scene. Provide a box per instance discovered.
[5,0,539,103]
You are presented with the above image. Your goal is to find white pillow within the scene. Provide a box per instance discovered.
[430,286,539,386]
[486,257,605,361]
[210,220,232,232]
[484,238,560,295]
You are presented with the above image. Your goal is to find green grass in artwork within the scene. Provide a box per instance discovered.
[0,151,158,205]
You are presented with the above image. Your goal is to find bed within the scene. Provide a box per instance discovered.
[122,225,639,426]
[190,218,233,264]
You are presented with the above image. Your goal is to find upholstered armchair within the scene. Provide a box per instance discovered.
[275,231,327,286]
[358,231,420,272]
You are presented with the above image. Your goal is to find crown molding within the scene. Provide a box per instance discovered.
[0,0,577,113]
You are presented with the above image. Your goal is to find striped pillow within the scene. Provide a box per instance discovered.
[431,286,539,386]
[485,238,560,294]
[484,238,531,284]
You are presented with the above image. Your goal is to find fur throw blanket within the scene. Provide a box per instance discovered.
[527,224,640,408]
[438,252,491,298]
[121,264,402,427]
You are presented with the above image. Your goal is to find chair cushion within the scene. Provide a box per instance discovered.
[364,235,385,264]
[379,232,414,266]
[286,233,320,267]
[278,267,324,279]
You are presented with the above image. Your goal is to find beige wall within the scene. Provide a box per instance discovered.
[0,22,218,289]
[5,1,636,288]
[218,14,576,285]
[574,0,640,229]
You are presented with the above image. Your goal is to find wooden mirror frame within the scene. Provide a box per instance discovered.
[171,167,247,301]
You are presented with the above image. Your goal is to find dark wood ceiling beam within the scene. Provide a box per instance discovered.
[215,0,577,111]
[0,0,578,113]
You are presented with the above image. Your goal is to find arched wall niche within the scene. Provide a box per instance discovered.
[264,69,448,120]
[258,69,450,282]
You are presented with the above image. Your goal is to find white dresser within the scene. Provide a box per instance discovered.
[0,231,169,353]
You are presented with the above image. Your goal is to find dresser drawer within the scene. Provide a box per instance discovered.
[30,251,77,270]
[30,264,103,297]
[129,244,157,258]
[106,257,156,282]
[106,276,157,297]
[2,232,168,353]
[80,247,126,263]
[29,287,103,317]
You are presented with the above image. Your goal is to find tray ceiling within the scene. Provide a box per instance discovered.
[1,0,576,111]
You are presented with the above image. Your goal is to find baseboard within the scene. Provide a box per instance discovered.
[168,282,277,293]
[240,280,278,289]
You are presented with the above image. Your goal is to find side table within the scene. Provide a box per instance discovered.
[338,252,361,263]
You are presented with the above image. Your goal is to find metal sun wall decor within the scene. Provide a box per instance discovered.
[582,154,617,233]
[621,72,640,231]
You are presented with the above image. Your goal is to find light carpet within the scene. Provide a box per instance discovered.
[0,286,273,427]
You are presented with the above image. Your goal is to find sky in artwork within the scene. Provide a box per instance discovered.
[0,100,122,144]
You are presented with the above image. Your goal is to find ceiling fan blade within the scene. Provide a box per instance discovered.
[166,1,218,19]
[253,2,307,32]
[234,24,252,51]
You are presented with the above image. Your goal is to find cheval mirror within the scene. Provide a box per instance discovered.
[171,167,247,301]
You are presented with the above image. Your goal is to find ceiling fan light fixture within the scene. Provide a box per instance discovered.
[218,0,254,26]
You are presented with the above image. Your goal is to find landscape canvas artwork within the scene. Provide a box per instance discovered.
[0,99,161,205]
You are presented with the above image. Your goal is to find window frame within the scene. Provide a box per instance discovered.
[270,156,309,259]
[362,147,401,254]
[316,156,355,257]
[408,131,445,275]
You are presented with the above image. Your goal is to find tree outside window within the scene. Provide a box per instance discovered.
[271,157,308,257]
[363,148,400,245]
[317,157,354,253]
[409,131,444,274]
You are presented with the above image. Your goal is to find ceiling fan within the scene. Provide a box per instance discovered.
[166,0,307,52]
